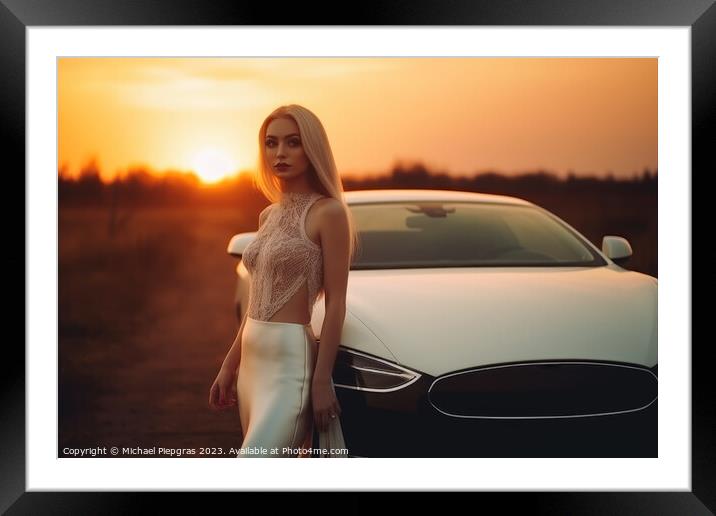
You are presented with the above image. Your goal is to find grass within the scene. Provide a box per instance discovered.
[59,205,253,455]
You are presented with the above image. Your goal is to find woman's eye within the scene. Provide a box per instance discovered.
[265,140,300,146]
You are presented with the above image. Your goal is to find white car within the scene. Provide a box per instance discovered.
[227,189,658,457]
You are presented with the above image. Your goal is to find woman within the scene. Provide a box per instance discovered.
[208,104,359,458]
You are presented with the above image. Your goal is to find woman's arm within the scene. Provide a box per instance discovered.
[221,309,248,375]
[311,199,350,432]
[313,199,351,384]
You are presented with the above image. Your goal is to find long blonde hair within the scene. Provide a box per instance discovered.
[254,104,360,265]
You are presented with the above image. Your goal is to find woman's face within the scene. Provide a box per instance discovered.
[265,117,311,181]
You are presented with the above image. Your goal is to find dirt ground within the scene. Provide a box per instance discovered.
[59,205,252,457]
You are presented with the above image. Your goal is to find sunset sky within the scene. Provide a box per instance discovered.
[58,57,657,184]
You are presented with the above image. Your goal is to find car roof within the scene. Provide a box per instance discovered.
[342,188,535,206]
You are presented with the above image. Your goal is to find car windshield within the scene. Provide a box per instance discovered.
[348,201,607,269]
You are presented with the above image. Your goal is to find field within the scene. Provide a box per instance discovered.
[59,206,251,456]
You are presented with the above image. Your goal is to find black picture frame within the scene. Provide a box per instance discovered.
[4,0,712,511]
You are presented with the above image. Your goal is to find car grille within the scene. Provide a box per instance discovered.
[428,361,657,419]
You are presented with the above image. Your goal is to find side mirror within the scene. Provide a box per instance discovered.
[227,232,257,258]
[602,235,633,266]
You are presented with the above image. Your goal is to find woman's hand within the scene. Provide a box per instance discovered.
[209,367,238,411]
[312,377,341,433]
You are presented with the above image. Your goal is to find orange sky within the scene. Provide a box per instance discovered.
[58,57,657,183]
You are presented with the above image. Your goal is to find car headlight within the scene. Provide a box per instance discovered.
[333,348,422,392]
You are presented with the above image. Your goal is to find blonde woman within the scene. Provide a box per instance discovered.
[209,104,359,458]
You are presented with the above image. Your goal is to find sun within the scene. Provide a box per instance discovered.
[190,147,235,184]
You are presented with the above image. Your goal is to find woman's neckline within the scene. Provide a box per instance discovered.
[279,191,321,204]
[281,190,319,196]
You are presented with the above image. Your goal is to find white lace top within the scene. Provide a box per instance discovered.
[242,191,326,322]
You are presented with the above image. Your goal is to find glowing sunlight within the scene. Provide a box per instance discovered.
[190,147,235,184]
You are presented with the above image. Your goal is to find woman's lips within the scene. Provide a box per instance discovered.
[275,164,290,170]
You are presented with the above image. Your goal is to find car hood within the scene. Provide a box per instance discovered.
[338,266,657,377]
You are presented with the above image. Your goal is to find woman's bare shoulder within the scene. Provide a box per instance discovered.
[315,196,342,212]
[313,197,343,220]
[315,197,347,227]
[261,203,278,215]
[258,203,276,228]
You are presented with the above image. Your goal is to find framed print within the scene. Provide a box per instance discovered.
[5,0,714,511]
